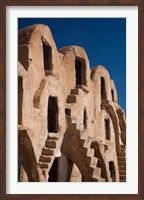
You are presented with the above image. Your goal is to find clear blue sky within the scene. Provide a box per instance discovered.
[18,18,126,113]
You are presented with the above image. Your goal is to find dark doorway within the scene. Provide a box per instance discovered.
[111,89,114,101]
[43,42,52,71]
[109,161,116,182]
[48,96,58,133]
[105,118,111,140]
[83,109,87,129]
[18,76,23,125]
[101,77,106,100]
[49,158,58,182]
[48,156,73,182]
[75,57,86,86]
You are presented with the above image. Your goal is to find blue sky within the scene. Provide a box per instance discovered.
[18,18,126,113]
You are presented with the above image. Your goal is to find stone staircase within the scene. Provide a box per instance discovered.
[38,133,63,182]
[62,122,105,182]
[91,141,111,182]
[65,87,105,181]
[118,145,126,182]
[79,131,105,182]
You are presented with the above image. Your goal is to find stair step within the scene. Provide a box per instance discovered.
[76,85,83,89]
[42,148,54,156]
[93,167,101,178]
[118,165,126,170]
[48,136,59,140]
[86,148,95,157]
[48,133,59,140]
[39,155,51,163]
[45,140,56,148]
[80,139,91,148]
[90,157,98,168]
[120,175,126,181]
[39,163,48,169]
[119,170,126,175]
[119,152,125,156]
[80,132,88,140]
[118,156,126,161]
[71,88,79,95]
[118,161,126,166]
[67,95,76,103]
[121,146,126,151]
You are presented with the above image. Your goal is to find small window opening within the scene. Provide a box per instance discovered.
[101,77,106,100]
[75,57,86,86]
[111,89,114,102]
[83,109,87,129]
[105,118,111,140]
[109,161,116,182]
[65,108,71,117]
[48,96,59,133]
[43,42,52,71]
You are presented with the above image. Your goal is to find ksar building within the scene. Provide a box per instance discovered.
[18,24,126,182]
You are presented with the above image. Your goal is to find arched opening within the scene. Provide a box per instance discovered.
[109,161,116,182]
[42,42,52,71]
[105,118,111,140]
[101,77,106,100]
[48,96,59,133]
[48,155,73,182]
[48,157,58,182]
[83,108,87,129]
[111,89,114,102]
[18,76,23,125]
[75,57,87,86]
[101,102,121,153]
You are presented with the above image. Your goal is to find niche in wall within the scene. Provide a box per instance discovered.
[75,57,87,86]
[48,96,59,133]
[101,77,107,100]
[42,41,52,71]
[109,161,116,182]
[105,118,111,140]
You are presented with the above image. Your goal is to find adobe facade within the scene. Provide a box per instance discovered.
[18,24,126,182]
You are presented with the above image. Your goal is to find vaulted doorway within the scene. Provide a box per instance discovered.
[48,96,59,133]
[75,57,87,86]
[109,161,116,182]
[101,76,107,100]
[43,42,52,71]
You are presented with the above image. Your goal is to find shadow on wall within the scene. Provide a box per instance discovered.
[18,129,39,182]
